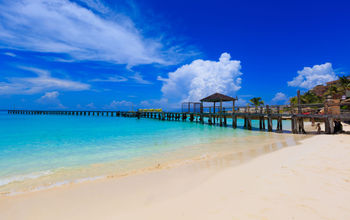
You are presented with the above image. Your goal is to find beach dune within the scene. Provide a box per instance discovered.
[1,135,350,220]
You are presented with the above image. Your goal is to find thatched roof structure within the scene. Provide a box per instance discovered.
[200,93,237,102]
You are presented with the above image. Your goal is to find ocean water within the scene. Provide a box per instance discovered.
[0,111,295,195]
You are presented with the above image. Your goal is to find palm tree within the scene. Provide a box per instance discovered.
[339,75,350,91]
[289,91,324,105]
[250,97,264,107]
[302,91,323,103]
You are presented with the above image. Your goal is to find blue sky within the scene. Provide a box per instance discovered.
[0,0,349,110]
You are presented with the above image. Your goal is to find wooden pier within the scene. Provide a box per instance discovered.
[7,103,350,134]
[6,90,350,135]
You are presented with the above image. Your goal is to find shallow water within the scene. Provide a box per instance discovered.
[0,111,298,195]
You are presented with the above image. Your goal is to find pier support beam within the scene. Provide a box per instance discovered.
[247,116,252,130]
[291,116,298,134]
[278,117,283,132]
[298,118,305,134]
[232,114,237,128]
[267,117,273,132]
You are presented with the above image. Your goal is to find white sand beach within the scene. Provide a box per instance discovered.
[1,133,350,220]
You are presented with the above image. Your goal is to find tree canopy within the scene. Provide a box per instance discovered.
[250,97,264,107]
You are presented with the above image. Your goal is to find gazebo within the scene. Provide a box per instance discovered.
[200,93,237,113]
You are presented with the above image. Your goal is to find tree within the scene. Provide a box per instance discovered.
[339,75,350,91]
[302,91,324,103]
[250,97,264,107]
[324,85,338,98]
[289,91,324,105]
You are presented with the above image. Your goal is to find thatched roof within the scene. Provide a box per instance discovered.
[200,93,237,102]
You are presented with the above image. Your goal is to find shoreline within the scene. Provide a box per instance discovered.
[1,131,305,196]
[1,134,350,219]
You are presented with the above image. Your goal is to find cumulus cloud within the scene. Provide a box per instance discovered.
[37,91,65,108]
[159,53,242,104]
[272,92,288,102]
[288,63,337,89]
[0,67,90,95]
[0,0,182,66]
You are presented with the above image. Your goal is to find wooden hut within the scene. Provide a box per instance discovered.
[200,93,237,113]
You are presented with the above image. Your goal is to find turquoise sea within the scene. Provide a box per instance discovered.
[0,111,295,195]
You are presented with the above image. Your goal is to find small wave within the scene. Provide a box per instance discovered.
[2,175,106,196]
[0,170,53,186]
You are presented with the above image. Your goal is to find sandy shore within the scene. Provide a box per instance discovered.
[1,134,350,219]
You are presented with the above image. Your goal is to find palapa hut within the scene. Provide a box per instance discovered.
[200,93,237,113]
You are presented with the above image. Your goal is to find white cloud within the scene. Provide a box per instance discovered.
[40,91,59,100]
[159,53,242,104]
[105,100,133,109]
[0,67,90,95]
[130,73,152,84]
[272,92,288,102]
[77,0,110,14]
[0,0,181,66]
[37,91,65,108]
[91,75,128,82]
[235,98,248,106]
[288,62,337,89]
[4,52,16,57]
[139,100,151,107]
[86,102,96,108]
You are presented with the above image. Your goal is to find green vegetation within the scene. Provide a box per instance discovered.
[289,91,324,105]
[250,97,264,107]
[339,75,350,90]
[324,85,338,97]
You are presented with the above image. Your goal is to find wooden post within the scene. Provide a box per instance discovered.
[243,107,247,128]
[259,106,264,130]
[232,101,236,128]
[329,117,334,134]
[297,90,301,114]
[267,105,272,132]
[183,113,187,121]
[276,106,282,132]
[291,115,298,134]
[247,116,252,130]
[219,100,223,126]
[208,107,212,125]
[232,114,237,129]
[232,100,235,114]
[298,117,305,134]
